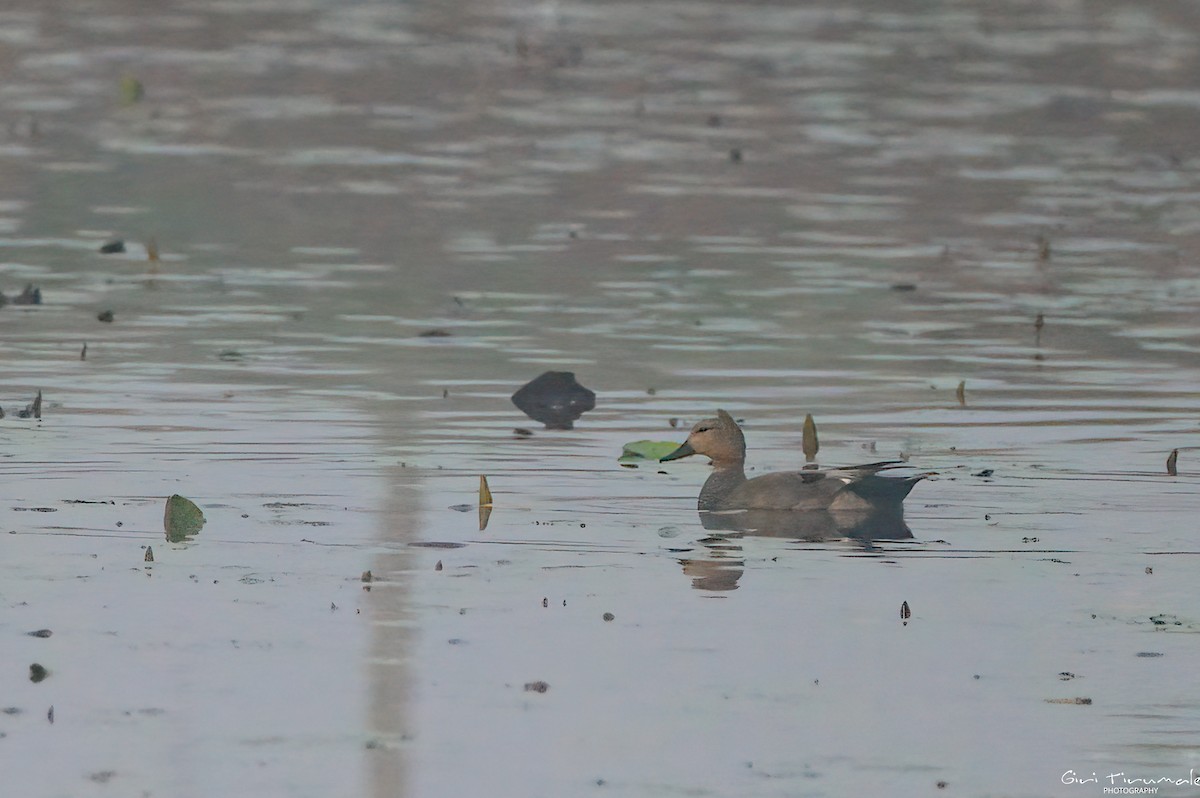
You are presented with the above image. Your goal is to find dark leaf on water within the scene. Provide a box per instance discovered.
[26,629,52,638]
[523,681,549,693]
[144,546,154,563]
[418,329,452,337]
[1167,448,1178,476]
[13,284,41,305]
[512,371,595,429]
[99,239,126,254]
[98,310,114,323]
[956,380,966,406]
[29,664,48,683]
[164,494,205,542]
[16,391,42,419]
[900,601,911,623]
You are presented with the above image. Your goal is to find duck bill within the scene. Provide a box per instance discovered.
[660,442,696,462]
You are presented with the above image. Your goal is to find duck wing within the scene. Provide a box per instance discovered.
[724,471,848,511]
[823,460,907,479]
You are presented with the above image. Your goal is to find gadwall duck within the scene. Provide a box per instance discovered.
[660,410,925,512]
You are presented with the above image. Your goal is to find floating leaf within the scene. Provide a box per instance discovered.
[144,546,154,563]
[146,237,160,266]
[479,475,493,507]
[164,494,205,542]
[479,503,492,532]
[511,371,595,429]
[802,414,819,462]
[119,75,144,105]
[901,600,911,625]
[619,440,680,464]
[1167,449,1178,476]
[956,380,966,406]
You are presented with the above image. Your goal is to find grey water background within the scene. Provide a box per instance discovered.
[3,1,1200,796]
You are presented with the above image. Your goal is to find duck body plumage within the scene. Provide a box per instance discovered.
[698,460,922,512]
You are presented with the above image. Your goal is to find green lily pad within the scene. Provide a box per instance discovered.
[619,440,681,465]
[164,494,205,542]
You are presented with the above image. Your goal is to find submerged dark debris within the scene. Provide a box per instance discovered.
[0,284,41,307]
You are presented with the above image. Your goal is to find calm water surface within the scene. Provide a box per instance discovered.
[3,1,1200,796]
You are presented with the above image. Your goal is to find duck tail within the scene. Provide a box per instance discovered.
[847,471,930,503]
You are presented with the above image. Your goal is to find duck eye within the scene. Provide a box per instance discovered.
[695,426,712,433]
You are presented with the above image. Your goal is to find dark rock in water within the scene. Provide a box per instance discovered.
[511,371,595,429]
[99,239,126,254]
[12,284,40,305]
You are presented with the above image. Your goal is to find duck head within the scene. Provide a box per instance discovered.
[660,409,746,466]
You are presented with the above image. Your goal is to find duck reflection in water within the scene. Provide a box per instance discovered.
[660,410,926,590]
